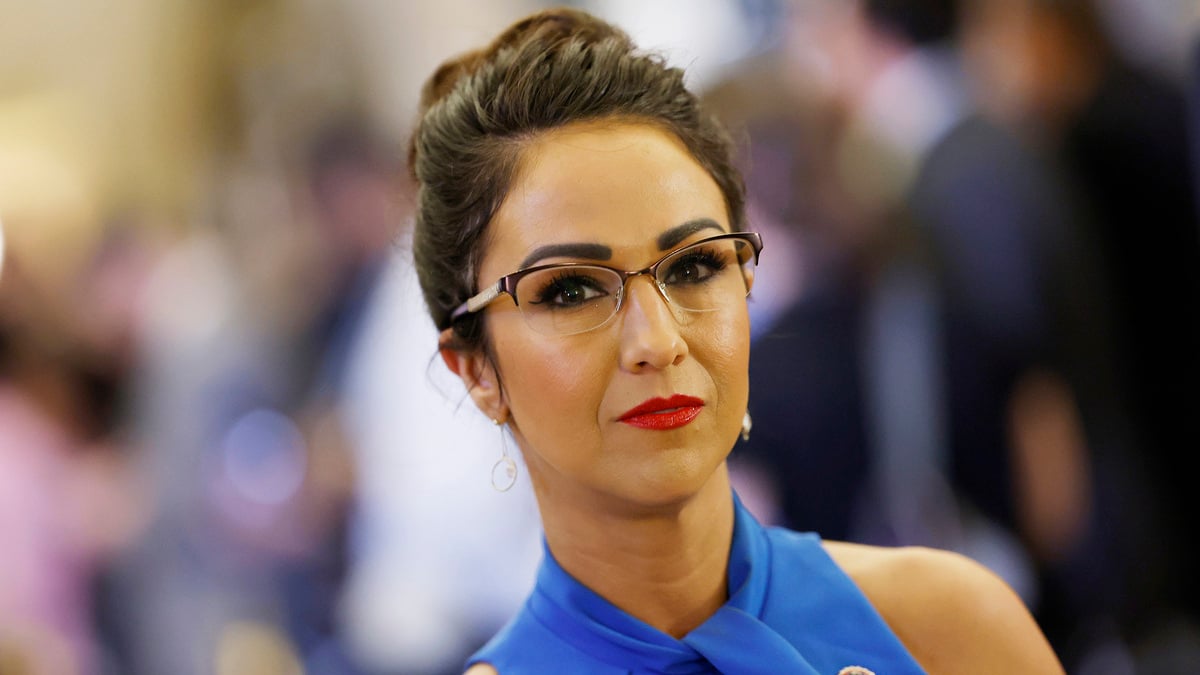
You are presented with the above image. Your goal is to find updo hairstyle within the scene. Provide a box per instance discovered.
[408,8,746,350]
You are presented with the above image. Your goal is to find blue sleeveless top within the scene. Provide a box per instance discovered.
[468,495,926,673]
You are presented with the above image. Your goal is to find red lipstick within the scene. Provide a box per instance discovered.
[618,395,704,430]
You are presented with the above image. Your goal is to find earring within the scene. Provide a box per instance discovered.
[741,411,753,442]
[491,417,518,492]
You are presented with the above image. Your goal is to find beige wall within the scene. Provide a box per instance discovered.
[0,1,222,288]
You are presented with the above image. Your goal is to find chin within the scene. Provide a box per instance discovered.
[616,446,730,510]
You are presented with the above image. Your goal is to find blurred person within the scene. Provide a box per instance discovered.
[87,0,552,670]
[99,201,370,674]
[101,221,316,674]
[0,361,92,675]
[281,117,536,675]
[279,118,544,675]
[99,122,398,674]
[962,0,1200,664]
[259,119,400,673]
[730,0,1129,666]
[99,112,528,675]
[0,246,144,675]
[765,0,1053,555]
[409,7,1062,673]
[86,3,405,669]
[335,227,543,675]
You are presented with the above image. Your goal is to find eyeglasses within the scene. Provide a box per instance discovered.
[450,232,762,336]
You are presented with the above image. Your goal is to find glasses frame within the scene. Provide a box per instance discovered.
[449,232,763,332]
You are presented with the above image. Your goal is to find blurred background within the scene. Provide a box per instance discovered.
[1,0,1197,673]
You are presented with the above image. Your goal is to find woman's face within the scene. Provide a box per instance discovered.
[468,121,750,510]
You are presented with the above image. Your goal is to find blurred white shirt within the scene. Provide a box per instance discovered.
[339,234,542,673]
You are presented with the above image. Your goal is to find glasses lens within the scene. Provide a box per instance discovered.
[514,266,623,335]
[657,237,756,312]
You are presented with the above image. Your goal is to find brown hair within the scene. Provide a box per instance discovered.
[408,7,746,349]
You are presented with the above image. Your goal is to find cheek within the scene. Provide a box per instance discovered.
[493,328,611,441]
[694,306,751,406]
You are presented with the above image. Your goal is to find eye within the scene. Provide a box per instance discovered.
[662,249,727,285]
[529,272,610,308]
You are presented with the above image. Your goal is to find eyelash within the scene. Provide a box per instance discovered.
[528,271,607,305]
[665,250,728,281]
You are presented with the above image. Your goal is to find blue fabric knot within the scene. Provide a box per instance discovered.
[469,492,927,673]
[682,605,819,674]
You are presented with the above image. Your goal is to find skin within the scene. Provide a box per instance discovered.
[445,120,1063,674]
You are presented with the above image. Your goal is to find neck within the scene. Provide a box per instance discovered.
[538,466,736,638]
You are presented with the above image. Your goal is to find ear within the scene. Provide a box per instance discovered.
[439,328,506,421]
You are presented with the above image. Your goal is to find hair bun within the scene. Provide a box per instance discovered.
[488,7,629,54]
[416,8,630,116]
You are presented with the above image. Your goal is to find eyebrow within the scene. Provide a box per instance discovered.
[517,217,726,270]
[656,218,724,250]
[520,243,612,269]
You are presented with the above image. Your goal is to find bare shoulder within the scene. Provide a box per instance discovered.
[464,664,498,675]
[822,540,1064,674]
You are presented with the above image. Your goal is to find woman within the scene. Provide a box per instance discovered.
[408,8,1063,674]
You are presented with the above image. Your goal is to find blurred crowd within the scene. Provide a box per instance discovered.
[1,1,1198,674]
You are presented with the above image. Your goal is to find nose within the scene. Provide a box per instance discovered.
[618,275,688,372]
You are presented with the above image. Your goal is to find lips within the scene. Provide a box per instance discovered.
[618,394,704,430]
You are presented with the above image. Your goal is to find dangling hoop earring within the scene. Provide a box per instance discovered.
[491,417,518,492]
[741,411,753,442]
